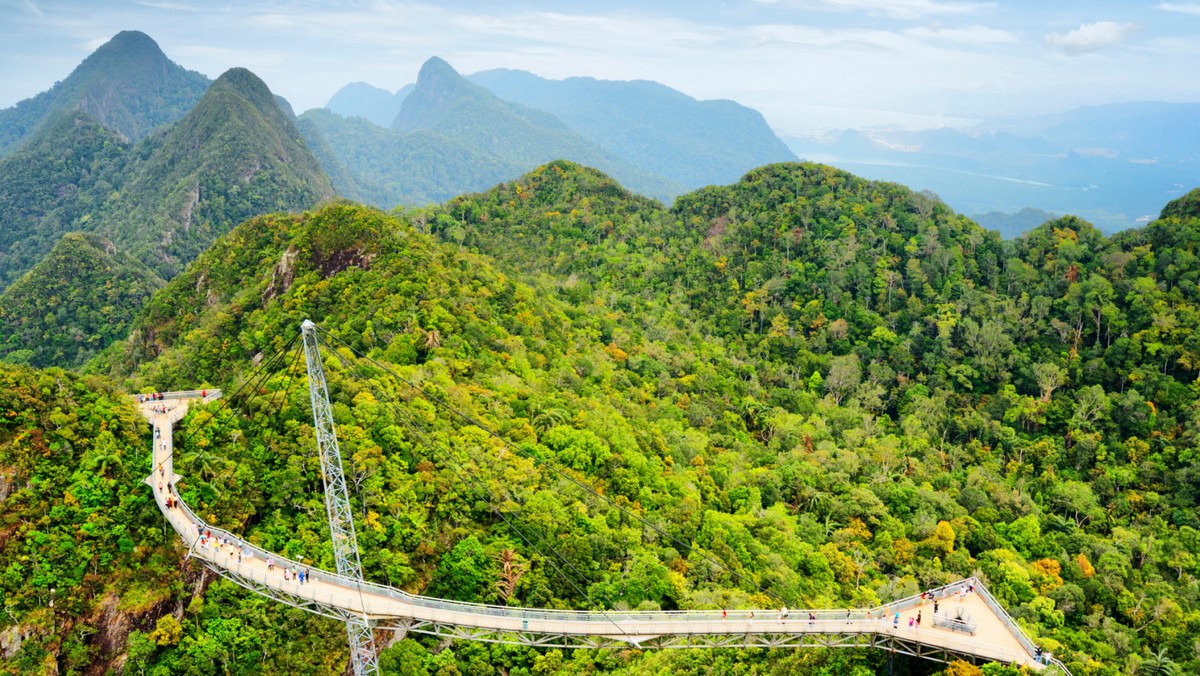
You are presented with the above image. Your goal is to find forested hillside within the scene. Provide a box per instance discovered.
[0,232,162,367]
[0,112,130,289]
[0,31,208,157]
[422,162,1200,674]
[4,163,1199,675]
[298,108,522,207]
[0,65,334,370]
[97,67,333,278]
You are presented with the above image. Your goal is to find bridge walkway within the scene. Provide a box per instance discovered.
[139,392,1062,669]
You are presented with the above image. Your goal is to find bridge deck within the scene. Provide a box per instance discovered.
[140,392,1057,669]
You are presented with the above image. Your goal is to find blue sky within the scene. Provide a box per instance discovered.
[2,0,1199,133]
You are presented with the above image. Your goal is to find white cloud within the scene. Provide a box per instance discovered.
[1158,2,1200,15]
[905,23,1018,45]
[754,0,992,20]
[1045,21,1140,55]
[21,0,44,19]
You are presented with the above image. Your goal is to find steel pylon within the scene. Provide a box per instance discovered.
[301,320,378,675]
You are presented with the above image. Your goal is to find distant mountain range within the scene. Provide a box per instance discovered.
[466,68,794,189]
[3,28,1199,367]
[312,57,797,207]
[784,102,1200,235]
[324,81,412,128]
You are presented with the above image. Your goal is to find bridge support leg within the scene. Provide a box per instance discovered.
[301,321,379,676]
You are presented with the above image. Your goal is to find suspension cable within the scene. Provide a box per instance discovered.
[316,325,794,609]
[172,333,300,459]
[320,336,631,636]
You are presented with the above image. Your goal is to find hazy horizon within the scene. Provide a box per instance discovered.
[2,1,1200,135]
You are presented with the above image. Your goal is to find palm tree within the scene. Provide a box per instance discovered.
[85,447,123,477]
[1139,648,1180,676]
[184,449,223,481]
[531,405,569,434]
[495,549,526,603]
[423,328,441,350]
[84,430,123,477]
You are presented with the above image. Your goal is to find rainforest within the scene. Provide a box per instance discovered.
[1,159,1198,676]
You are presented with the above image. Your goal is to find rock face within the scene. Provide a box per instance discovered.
[0,624,33,660]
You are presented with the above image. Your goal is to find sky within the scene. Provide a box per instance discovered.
[1,0,1199,135]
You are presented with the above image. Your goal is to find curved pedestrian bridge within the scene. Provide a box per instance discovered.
[140,391,1067,672]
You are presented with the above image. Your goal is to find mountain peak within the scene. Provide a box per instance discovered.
[0,30,209,156]
[417,56,461,82]
[208,67,280,114]
[1160,188,1200,221]
[96,30,163,57]
[77,30,173,76]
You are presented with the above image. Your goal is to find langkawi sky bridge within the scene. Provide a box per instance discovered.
[138,321,1070,676]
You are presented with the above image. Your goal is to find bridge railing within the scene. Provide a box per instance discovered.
[150,392,1061,671]
[164,492,1059,668]
[137,389,221,402]
[165,488,1020,635]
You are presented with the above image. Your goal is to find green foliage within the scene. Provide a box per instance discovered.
[9,160,1200,674]
[101,67,333,278]
[0,112,131,289]
[0,64,334,369]
[0,232,163,367]
[298,108,523,208]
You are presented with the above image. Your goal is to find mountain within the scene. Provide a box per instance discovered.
[985,101,1200,164]
[2,163,1197,673]
[98,67,334,277]
[392,57,681,201]
[298,108,523,207]
[784,102,1200,233]
[971,207,1058,238]
[0,232,162,367]
[324,81,412,127]
[0,30,209,157]
[467,68,797,189]
[0,111,130,289]
[0,66,335,371]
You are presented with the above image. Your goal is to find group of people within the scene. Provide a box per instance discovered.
[265,557,313,584]
[195,525,254,566]
[159,481,180,509]
[156,468,181,509]
[1034,645,1053,665]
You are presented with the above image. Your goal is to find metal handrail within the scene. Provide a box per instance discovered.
[147,392,1069,672]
